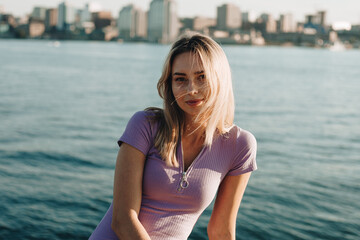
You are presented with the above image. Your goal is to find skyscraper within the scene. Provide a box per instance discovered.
[317,11,326,27]
[148,0,179,43]
[217,3,241,30]
[57,1,76,31]
[119,4,147,40]
[242,11,257,23]
[80,3,103,25]
[31,7,47,21]
[279,13,294,32]
[260,13,276,33]
[45,8,58,31]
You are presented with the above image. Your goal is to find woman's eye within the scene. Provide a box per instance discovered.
[198,74,205,80]
[175,77,186,82]
[197,75,206,82]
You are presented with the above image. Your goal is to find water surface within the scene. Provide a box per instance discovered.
[0,39,359,239]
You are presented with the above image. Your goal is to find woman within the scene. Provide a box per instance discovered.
[89,33,257,240]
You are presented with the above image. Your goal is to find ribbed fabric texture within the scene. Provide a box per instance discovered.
[89,111,257,240]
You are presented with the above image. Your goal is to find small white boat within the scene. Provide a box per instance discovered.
[53,41,61,47]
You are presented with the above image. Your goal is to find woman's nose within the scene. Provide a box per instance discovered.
[187,80,198,95]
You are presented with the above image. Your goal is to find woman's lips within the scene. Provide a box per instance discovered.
[185,99,204,106]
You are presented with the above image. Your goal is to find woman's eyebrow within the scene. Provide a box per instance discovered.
[173,72,186,76]
[173,70,204,76]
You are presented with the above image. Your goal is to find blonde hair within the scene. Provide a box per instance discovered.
[147,33,234,167]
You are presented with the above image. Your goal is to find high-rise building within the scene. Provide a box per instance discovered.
[279,13,294,32]
[317,11,326,27]
[45,8,58,30]
[260,13,276,33]
[305,14,317,25]
[242,11,257,23]
[57,1,76,31]
[118,4,147,40]
[306,11,326,27]
[81,5,91,24]
[148,0,179,43]
[241,11,256,30]
[80,3,102,25]
[31,7,47,20]
[217,3,241,30]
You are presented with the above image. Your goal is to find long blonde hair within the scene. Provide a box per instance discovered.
[147,33,234,167]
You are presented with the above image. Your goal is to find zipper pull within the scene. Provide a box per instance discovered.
[179,172,189,189]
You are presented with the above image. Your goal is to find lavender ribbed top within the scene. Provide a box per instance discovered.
[89,111,257,240]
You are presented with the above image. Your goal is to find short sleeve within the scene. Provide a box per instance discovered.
[227,128,257,176]
[118,111,153,156]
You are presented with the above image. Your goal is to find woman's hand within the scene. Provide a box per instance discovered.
[207,172,252,240]
[111,143,151,240]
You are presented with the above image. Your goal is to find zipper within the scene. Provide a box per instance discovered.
[177,172,189,191]
[177,140,205,192]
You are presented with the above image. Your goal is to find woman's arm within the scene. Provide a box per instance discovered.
[207,172,252,240]
[111,143,151,240]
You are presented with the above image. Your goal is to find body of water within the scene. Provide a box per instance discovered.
[0,39,359,239]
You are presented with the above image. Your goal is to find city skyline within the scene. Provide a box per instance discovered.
[1,0,360,25]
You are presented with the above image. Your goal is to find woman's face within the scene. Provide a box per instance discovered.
[171,52,208,121]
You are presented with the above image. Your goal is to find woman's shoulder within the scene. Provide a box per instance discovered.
[129,108,163,123]
[219,125,257,150]
[221,125,258,175]
[233,125,256,146]
[126,108,163,135]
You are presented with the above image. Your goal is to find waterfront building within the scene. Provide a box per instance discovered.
[242,11,257,23]
[118,4,147,40]
[92,11,112,29]
[80,4,91,24]
[352,25,360,32]
[31,7,47,21]
[335,24,360,47]
[241,11,256,30]
[45,8,58,31]
[57,1,76,31]
[305,14,319,25]
[10,17,44,39]
[216,3,241,30]
[304,11,327,34]
[305,11,326,27]
[74,9,82,28]
[260,13,276,33]
[102,25,119,41]
[179,18,193,32]
[279,13,295,32]
[317,11,327,27]
[148,0,179,44]
[29,18,45,37]
[0,13,17,38]
[0,13,16,27]
[80,3,102,25]
[193,17,216,32]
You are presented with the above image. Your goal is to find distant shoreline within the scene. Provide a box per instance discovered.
[1,37,357,50]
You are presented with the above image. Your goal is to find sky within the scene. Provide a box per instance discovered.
[1,0,360,25]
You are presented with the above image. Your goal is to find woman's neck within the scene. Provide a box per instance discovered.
[182,117,206,143]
